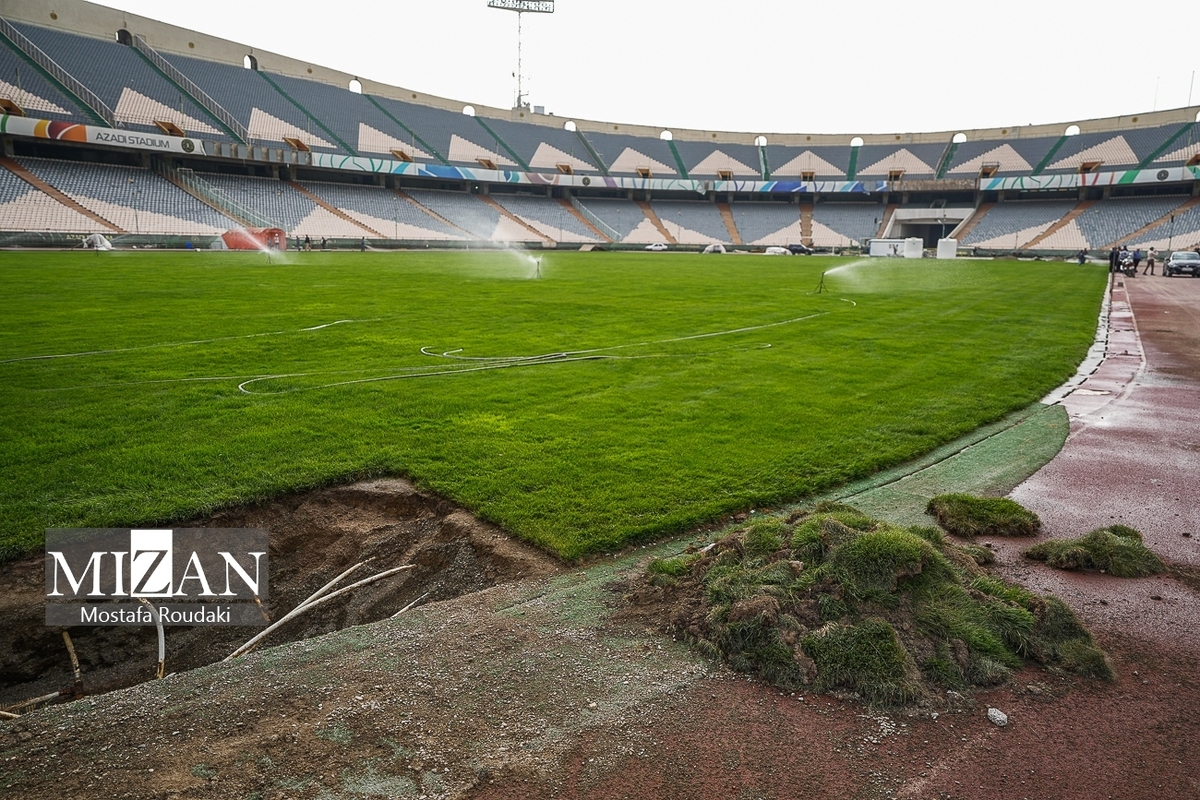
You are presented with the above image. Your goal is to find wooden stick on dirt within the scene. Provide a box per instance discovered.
[5,691,65,712]
[390,592,431,619]
[136,599,165,679]
[253,596,271,623]
[61,631,83,694]
[0,710,21,719]
[298,558,374,610]
[225,565,413,661]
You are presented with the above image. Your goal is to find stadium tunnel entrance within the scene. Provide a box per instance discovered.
[0,479,563,708]
[885,207,974,246]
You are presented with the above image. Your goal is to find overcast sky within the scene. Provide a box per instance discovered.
[95,0,1199,136]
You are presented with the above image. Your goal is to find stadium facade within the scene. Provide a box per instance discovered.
[1,0,1198,252]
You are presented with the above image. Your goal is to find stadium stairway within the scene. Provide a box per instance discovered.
[479,195,552,243]
[572,130,610,177]
[286,182,383,237]
[949,202,993,242]
[258,72,356,156]
[876,203,899,238]
[155,166,248,228]
[0,16,113,126]
[1023,200,1094,248]
[717,202,743,245]
[800,203,813,245]
[1106,197,1200,249]
[152,162,277,230]
[128,35,247,145]
[557,198,611,242]
[636,200,676,244]
[934,140,959,179]
[0,156,123,232]
[1136,121,1198,169]
[393,190,473,237]
[1032,135,1069,175]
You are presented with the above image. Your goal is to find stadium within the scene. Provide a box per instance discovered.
[0,0,1198,798]
[0,0,1197,250]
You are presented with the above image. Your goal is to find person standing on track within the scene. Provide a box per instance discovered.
[1143,247,1157,276]
[1109,245,1120,273]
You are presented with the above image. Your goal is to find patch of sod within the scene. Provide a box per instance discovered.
[644,504,1113,705]
[0,252,1104,561]
[1024,525,1165,577]
[926,494,1041,538]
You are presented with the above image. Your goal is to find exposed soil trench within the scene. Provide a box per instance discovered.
[0,478,562,707]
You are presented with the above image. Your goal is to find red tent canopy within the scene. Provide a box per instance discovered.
[222,228,287,251]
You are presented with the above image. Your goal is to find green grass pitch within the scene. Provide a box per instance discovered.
[0,250,1106,561]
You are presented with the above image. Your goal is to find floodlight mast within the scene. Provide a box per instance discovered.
[487,0,554,110]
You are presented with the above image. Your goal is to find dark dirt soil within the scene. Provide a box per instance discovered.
[0,478,561,706]
[1,270,1198,800]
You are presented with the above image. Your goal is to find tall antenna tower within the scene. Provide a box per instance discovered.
[487,0,554,109]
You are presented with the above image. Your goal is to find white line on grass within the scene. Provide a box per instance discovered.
[238,310,841,395]
[0,320,368,365]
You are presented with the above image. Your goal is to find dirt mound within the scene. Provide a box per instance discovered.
[617,504,1112,706]
[0,478,561,706]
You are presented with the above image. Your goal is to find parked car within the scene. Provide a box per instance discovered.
[1164,250,1200,277]
[786,243,814,255]
[645,243,669,251]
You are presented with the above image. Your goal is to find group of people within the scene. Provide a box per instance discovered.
[293,235,329,251]
[1104,245,1158,275]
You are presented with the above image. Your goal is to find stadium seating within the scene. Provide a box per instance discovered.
[649,200,730,244]
[0,165,96,232]
[16,157,235,234]
[946,141,1035,176]
[764,145,850,179]
[1073,196,1188,248]
[1130,202,1200,250]
[162,53,340,151]
[0,41,84,122]
[4,12,1198,250]
[811,203,881,247]
[474,115,601,173]
[299,181,464,240]
[491,194,600,242]
[258,73,404,157]
[403,189,534,241]
[1042,124,1182,173]
[1153,125,1199,165]
[197,173,372,238]
[13,24,224,138]
[672,141,762,178]
[960,200,1078,248]
[946,136,1061,177]
[854,143,945,178]
[578,131,679,176]
[368,96,513,167]
[574,198,665,243]
[1032,196,1190,251]
[729,202,804,246]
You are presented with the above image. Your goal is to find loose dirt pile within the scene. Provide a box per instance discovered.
[616,503,1111,707]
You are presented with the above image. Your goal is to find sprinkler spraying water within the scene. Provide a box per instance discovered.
[815,271,826,294]
[535,258,542,279]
